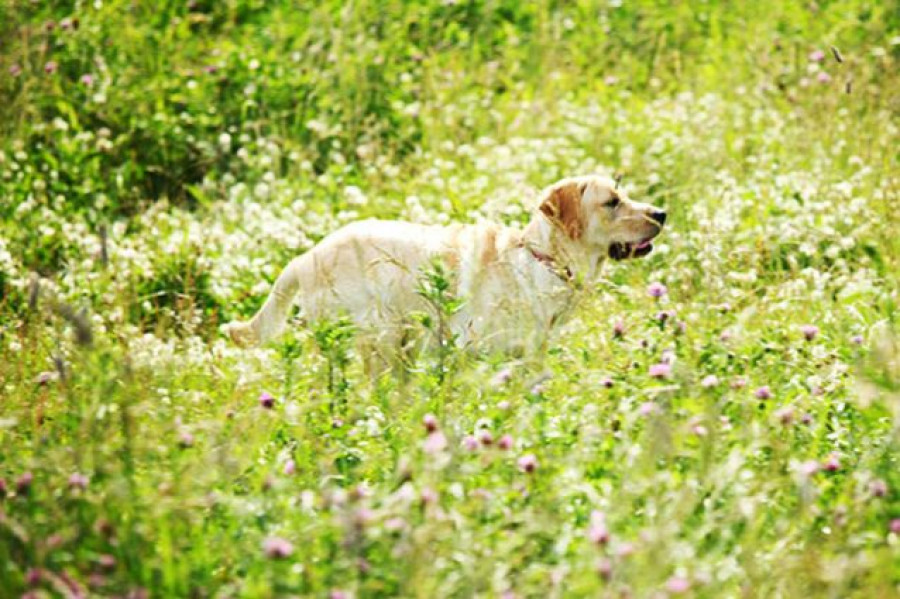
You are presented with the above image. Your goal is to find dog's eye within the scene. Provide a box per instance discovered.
[606,196,620,208]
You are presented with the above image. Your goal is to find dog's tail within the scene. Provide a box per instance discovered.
[223,256,305,347]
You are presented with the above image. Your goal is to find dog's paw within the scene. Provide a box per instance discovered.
[222,321,260,348]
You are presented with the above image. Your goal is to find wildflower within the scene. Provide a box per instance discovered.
[869,479,888,498]
[80,74,95,86]
[263,536,294,559]
[26,568,42,586]
[639,402,656,415]
[890,519,900,534]
[423,430,447,454]
[799,460,820,476]
[587,510,610,545]
[330,591,349,599]
[604,75,618,85]
[774,406,794,426]
[68,473,89,490]
[517,454,538,474]
[420,487,438,505]
[808,49,826,62]
[823,453,840,472]
[478,430,494,447]
[665,576,691,594]
[497,400,511,411]
[16,472,33,495]
[851,335,864,345]
[731,377,747,389]
[601,377,614,388]
[9,64,22,77]
[800,325,819,341]
[647,282,667,298]
[700,375,719,388]
[259,391,275,409]
[44,61,58,75]
[178,432,194,448]
[691,422,708,437]
[462,435,478,451]
[492,368,513,386]
[498,434,513,450]
[754,386,772,400]
[649,363,671,378]
[801,412,813,425]
[283,459,296,476]
[98,554,116,570]
[613,320,626,338]
[816,72,832,84]
[595,557,613,580]
[423,413,438,433]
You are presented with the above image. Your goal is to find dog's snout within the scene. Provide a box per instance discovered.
[651,210,667,226]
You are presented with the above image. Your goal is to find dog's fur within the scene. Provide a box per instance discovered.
[224,175,665,357]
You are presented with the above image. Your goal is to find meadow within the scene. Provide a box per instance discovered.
[1,1,900,596]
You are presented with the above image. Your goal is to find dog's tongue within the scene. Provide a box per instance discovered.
[635,240,652,250]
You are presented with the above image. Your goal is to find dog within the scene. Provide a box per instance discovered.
[224,175,665,358]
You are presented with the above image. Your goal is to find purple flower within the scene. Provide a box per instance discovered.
[587,510,610,545]
[44,61,58,75]
[498,434,513,450]
[423,413,438,433]
[80,73,95,86]
[809,50,826,62]
[613,320,626,338]
[329,591,349,599]
[595,557,613,580]
[816,71,832,84]
[800,325,819,340]
[639,402,657,415]
[647,282,667,298]
[649,363,671,378]
[517,454,538,474]
[799,460,820,476]
[497,400,511,411]
[492,368,513,386]
[98,554,116,570]
[666,576,691,594]
[423,430,447,454]
[851,335,864,345]
[891,519,900,534]
[774,406,794,426]
[9,64,22,77]
[462,435,479,451]
[259,391,275,409]
[478,430,494,447]
[68,473,89,490]
[420,487,438,504]
[178,432,194,448]
[601,377,614,388]
[283,459,296,476]
[700,375,719,388]
[16,472,33,495]
[754,386,773,400]
[823,453,840,472]
[869,479,888,498]
[263,536,294,559]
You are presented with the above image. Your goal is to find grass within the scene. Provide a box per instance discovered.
[2,0,900,596]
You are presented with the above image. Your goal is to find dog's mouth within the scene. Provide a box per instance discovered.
[608,238,655,261]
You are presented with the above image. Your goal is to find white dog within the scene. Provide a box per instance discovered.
[224,175,665,358]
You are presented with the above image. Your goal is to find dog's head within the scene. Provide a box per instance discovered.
[539,175,666,260]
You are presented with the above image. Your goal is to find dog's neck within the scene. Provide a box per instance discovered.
[520,214,606,283]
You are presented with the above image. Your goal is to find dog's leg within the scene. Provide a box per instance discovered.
[223,256,307,347]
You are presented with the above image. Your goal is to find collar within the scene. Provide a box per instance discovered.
[525,245,574,283]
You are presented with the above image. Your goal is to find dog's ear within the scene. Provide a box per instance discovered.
[540,181,587,239]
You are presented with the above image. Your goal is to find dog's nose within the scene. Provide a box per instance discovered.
[651,210,667,226]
